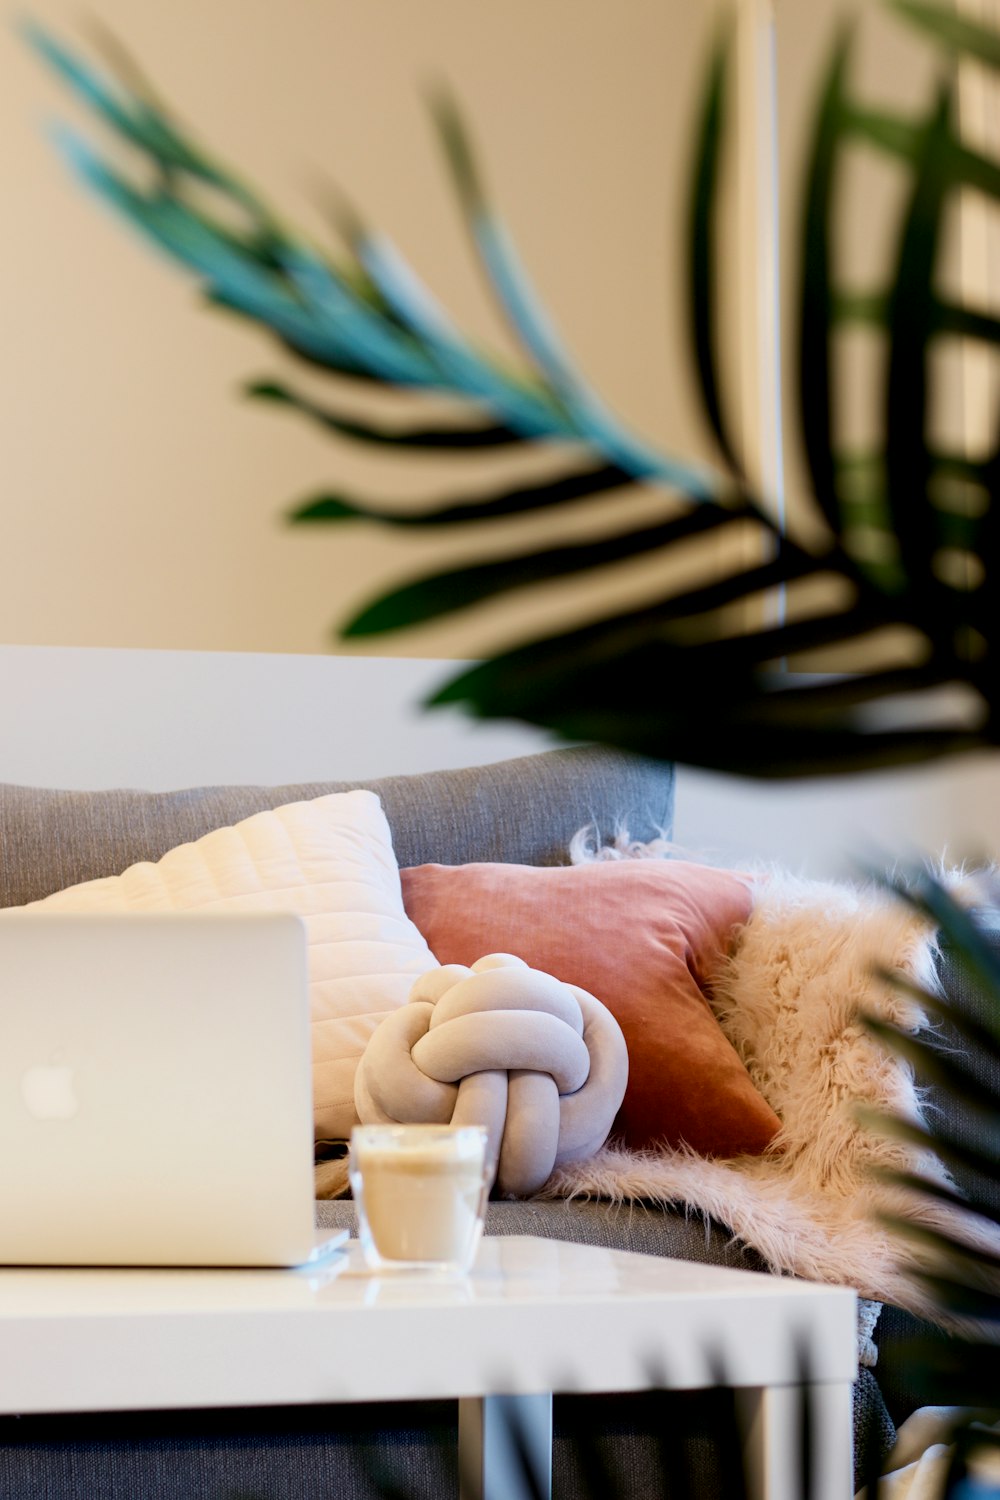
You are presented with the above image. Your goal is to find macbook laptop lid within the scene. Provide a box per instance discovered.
[0,911,346,1268]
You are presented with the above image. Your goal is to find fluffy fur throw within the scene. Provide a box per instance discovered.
[543,861,996,1330]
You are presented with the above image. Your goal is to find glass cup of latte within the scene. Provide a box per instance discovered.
[349,1123,490,1274]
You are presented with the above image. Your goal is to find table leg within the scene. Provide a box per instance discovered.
[736,1381,854,1500]
[458,1393,553,1500]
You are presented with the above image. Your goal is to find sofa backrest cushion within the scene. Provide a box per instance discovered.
[0,746,675,908]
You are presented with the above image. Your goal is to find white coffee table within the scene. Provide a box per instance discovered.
[0,1235,856,1500]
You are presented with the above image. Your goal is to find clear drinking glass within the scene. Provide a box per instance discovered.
[349,1123,489,1274]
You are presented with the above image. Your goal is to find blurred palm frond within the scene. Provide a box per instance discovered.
[863,868,1000,1409]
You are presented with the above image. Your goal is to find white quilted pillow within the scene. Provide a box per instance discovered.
[18,790,438,1140]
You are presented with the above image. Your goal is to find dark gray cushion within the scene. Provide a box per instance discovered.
[0,746,674,907]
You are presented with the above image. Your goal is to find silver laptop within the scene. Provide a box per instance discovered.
[0,911,347,1268]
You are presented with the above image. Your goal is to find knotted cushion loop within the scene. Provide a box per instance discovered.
[354,953,629,1196]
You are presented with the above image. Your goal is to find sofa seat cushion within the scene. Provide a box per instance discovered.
[317,1195,773,1273]
[11,790,437,1140]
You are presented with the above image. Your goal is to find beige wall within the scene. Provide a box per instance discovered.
[2,0,731,658]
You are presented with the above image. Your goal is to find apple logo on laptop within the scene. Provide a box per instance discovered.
[20,1065,79,1120]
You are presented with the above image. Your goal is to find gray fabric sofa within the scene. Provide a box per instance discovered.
[0,744,956,1496]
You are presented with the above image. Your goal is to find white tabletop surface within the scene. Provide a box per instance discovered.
[0,1236,857,1415]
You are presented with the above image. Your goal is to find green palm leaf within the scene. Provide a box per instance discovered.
[288,461,635,529]
[687,28,742,473]
[429,90,709,496]
[341,504,748,636]
[797,32,849,540]
[863,1017,1000,1116]
[861,871,1000,1376]
[891,0,1000,66]
[872,1165,1000,1230]
[247,381,524,450]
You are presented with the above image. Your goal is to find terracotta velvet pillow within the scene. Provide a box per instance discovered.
[400,860,781,1159]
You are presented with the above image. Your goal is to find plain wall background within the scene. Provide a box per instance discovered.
[0,646,557,787]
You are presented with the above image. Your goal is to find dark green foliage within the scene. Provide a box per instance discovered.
[864,871,1000,1414]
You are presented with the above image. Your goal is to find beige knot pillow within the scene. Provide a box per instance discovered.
[354,953,629,1196]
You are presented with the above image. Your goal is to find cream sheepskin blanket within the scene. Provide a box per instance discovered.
[543,859,996,1328]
